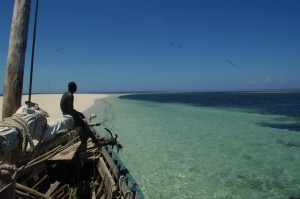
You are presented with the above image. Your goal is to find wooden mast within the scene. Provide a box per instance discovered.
[2,0,31,119]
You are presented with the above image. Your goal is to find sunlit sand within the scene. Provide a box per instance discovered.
[0,93,109,121]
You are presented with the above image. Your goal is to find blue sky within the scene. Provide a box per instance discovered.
[1,0,300,93]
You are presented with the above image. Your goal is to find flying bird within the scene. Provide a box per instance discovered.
[56,48,64,52]
[225,59,236,67]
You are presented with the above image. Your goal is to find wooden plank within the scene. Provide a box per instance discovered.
[16,183,52,199]
[48,144,80,160]
[119,176,129,197]
[61,193,69,199]
[32,174,48,190]
[17,164,46,184]
[35,130,77,158]
[96,181,105,198]
[100,192,107,199]
[99,145,144,198]
[97,157,117,199]
[49,139,96,161]
[101,148,122,179]
[50,183,68,198]
[0,182,16,199]
[94,129,144,199]
[45,181,60,196]
[15,190,39,199]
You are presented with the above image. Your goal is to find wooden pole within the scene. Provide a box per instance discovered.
[2,0,31,119]
[16,183,53,199]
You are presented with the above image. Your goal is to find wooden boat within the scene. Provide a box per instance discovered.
[1,120,144,199]
[0,1,144,198]
[0,109,144,199]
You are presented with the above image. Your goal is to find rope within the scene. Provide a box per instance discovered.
[18,135,79,172]
[15,135,80,182]
[0,116,34,158]
[124,190,134,199]
[0,164,16,176]
[0,164,16,184]
[28,0,39,101]
[118,175,126,191]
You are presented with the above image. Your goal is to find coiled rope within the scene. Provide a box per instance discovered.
[0,164,16,177]
[0,116,34,157]
[0,115,34,183]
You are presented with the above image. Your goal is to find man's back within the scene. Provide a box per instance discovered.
[60,91,74,115]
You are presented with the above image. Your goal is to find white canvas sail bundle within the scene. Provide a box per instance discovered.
[0,105,75,158]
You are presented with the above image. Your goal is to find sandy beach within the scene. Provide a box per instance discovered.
[0,93,109,121]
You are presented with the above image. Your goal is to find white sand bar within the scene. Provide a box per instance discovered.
[0,94,109,121]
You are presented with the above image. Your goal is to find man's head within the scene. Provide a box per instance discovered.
[68,82,77,93]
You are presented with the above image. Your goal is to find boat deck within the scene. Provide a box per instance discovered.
[49,139,98,161]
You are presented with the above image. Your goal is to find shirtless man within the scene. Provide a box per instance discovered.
[60,82,85,127]
[60,82,116,148]
[60,82,91,145]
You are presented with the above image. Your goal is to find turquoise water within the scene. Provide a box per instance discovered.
[85,94,300,199]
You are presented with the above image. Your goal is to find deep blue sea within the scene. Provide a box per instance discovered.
[85,91,300,199]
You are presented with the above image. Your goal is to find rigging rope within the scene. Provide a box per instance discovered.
[28,0,39,102]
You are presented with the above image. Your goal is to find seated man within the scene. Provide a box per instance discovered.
[60,82,111,148]
[60,82,85,128]
[60,82,89,143]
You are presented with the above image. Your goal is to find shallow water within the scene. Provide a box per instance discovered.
[86,93,300,199]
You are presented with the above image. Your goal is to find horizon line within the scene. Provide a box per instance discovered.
[1,88,300,96]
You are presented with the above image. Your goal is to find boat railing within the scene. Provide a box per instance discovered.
[92,126,144,199]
